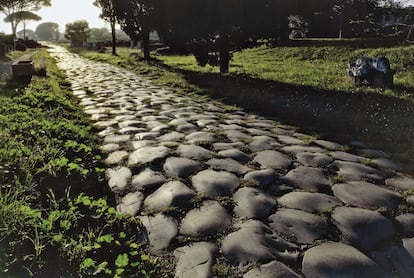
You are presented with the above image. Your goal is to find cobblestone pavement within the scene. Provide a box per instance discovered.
[49,46,414,277]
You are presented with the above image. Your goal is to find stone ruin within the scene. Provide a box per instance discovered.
[348,57,395,88]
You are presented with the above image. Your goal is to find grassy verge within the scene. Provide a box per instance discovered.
[0,50,166,277]
[73,41,414,174]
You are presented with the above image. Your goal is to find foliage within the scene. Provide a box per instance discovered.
[3,10,41,23]
[35,21,59,41]
[0,0,50,39]
[64,20,91,47]
[4,10,41,40]
[112,0,155,60]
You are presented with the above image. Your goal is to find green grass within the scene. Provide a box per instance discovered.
[156,39,414,100]
[73,40,414,173]
[0,49,167,277]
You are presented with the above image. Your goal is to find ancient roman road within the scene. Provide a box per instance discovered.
[49,46,414,277]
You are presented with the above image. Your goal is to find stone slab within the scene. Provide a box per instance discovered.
[268,208,328,244]
[332,181,402,209]
[233,187,276,219]
[332,206,395,251]
[191,170,240,197]
[280,166,332,192]
[302,242,385,278]
[174,242,217,278]
[180,201,232,237]
[278,192,341,213]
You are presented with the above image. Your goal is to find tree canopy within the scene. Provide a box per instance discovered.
[98,0,410,73]
[4,10,41,39]
[64,20,91,47]
[0,0,50,39]
[35,21,58,41]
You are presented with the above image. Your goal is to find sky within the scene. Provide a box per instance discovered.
[0,0,107,34]
[0,0,413,34]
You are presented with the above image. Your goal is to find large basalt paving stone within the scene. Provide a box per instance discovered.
[191,170,240,197]
[106,166,132,193]
[104,151,129,165]
[206,158,249,175]
[225,129,252,142]
[163,157,201,178]
[140,214,178,254]
[314,139,343,150]
[103,134,131,144]
[332,206,395,251]
[144,181,196,212]
[128,146,170,166]
[174,242,218,278]
[302,242,386,278]
[176,123,198,133]
[396,214,414,237]
[249,136,281,152]
[221,220,298,267]
[281,145,325,154]
[280,166,332,192]
[243,169,275,187]
[329,160,386,182]
[218,149,250,162]
[213,142,244,151]
[276,135,304,145]
[100,143,120,154]
[158,131,185,142]
[372,158,403,171]
[253,150,292,170]
[386,174,414,191]
[268,208,328,244]
[403,238,414,259]
[131,169,166,191]
[332,181,402,209]
[233,187,276,219]
[330,151,365,163]
[278,192,341,213]
[243,261,301,278]
[116,191,144,216]
[180,201,232,237]
[296,152,333,167]
[185,132,216,144]
[371,243,414,277]
[130,140,153,150]
[134,131,160,140]
[118,120,146,129]
[177,145,213,160]
[94,119,118,128]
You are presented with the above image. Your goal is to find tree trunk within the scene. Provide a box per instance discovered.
[219,36,230,74]
[110,19,117,56]
[142,27,150,61]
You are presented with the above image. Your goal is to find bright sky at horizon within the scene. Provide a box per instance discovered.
[0,0,413,35]
[0,0,107,34]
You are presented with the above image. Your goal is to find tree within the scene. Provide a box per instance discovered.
[112,0,155,61]
[94,0,117,55]
[64,20,90,47]
[154,0,293,73]
[4,10,40,39]
[35,21,58,41]
[90,27,111,42]
[0,0,50,40]
[17,28,36,39]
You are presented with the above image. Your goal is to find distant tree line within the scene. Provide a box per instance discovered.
[94,0,414,72]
